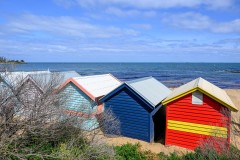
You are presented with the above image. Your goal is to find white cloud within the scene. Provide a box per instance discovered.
[105,7,156,17]
[74,0,233,9]
[212,19,240,33]
[1,36,239,59]
[130,24,152,29]
[2,14,138,38]
[162,12,240,33]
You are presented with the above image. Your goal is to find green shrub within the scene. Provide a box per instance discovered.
[158,152,168,160]
[114,143,147,160]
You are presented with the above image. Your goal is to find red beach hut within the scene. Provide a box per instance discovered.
[162,77,238,151]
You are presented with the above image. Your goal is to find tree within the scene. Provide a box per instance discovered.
[0,56,7,62]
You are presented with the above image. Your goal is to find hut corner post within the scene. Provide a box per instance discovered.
[165,104,168,146]
[149,115,154,143]
[149,104,162,143]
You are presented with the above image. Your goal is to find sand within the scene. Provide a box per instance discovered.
[225,89,240,121]
[225,89,240,149]
[104,89,240,155]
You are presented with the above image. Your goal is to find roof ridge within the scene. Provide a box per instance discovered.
[195,77,202,87]
[126,77,171,107]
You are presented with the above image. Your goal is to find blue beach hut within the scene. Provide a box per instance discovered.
[99,77,171,142]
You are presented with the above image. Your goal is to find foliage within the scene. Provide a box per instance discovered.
[158,145,240,160]
[0,70,119,160]
[114,143,147,160]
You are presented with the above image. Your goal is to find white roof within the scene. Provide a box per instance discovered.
[28,71,81,89]
[126,77,171,107]
[1,71,50,87]
[163,77,238,112]
[72,74,122,99]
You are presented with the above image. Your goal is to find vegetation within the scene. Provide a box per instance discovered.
[0,69,119,160]
[0,56,25,64]
[114,143,240,160]
[0,67,240,160]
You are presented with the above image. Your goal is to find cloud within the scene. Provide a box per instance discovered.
[129,24,152,29]
[105,7,156,17]
[1,36,239,60]
[1,14,138,38]
[214,38,240,48]
[63,0,234,9]
[212,19,240,33]
[162,12,240,33]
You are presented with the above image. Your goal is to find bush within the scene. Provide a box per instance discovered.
[158,144,240,160]
[114,143,146,160]
[189,145,240,160]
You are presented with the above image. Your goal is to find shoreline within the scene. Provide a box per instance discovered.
[0,62,26,64]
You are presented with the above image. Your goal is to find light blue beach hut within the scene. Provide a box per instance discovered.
[57,74,122,130]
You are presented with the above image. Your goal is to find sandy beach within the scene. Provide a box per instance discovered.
[105,89,240,155]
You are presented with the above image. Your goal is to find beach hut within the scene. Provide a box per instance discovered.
[0,70,50,89]
[57,74,122,130]
[99,77,171,142]
[162,77,238,150]
[0,70,52,116]
[0,70,52,101]
[23,71,81,92]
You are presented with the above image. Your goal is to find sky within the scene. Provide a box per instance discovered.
[0,0,240,62]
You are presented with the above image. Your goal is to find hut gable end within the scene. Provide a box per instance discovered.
[104,87,152,142]
[60,82,97,113]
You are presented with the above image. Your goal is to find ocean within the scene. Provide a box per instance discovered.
[10,63,240,88]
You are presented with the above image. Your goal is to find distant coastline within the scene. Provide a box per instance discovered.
[0,56,26,64]
[0,62,26,64]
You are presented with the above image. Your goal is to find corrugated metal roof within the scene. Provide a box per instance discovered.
[162,77,238,112]
[28,71,81,90]
[126,77,172,107]
[1,71,50,87]
[72,74,122,99]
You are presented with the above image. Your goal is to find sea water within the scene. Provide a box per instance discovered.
[12,63,240,88]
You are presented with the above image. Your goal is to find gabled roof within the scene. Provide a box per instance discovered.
[126,77,172,107]
[0,71,50,88]
[162,77,238,112]
[27,71,81,91]
[58,74,122,101]
[100,77,171,108]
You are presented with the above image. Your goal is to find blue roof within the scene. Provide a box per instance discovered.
[100,77,171,108]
